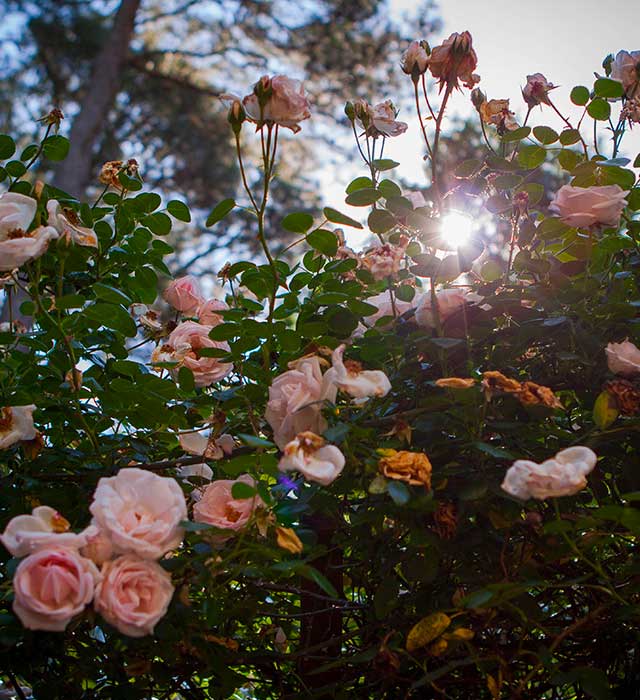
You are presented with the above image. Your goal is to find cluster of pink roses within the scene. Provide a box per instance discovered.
[153,276,233,388]
[0,192,97,272]
[1,468,187,636]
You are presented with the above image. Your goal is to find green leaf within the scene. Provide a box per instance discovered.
[517,144,546,170]
[586,97,611,121]
[84,303,137,337]
[387,480,411,505]
[306,229,338,256]
[559,129,582,146]
[0,134,16,160]
[238,433,275,449]
[372,158,400,171]
[368,209,396,234]
[378,179,402,200]
[454,159,482,178]
[493,174,523,190]
[558,149,582,171]
[282,212,314,233]
[533,126,559,144]
[323,206,363,229]
[93,283,132,306]
[178,366,195,392]
[206,198,235,227]
[6,160,26,177]
[141,212,172,235]
[502,126,531,142]
[570,85,590,105]
[346,176,373,194]
[594,77,624,99]
[299,565,339,598]
[42,135,70,161]
[231,481,258,499]
[167,200,191,222]
[345,188,381,206]
[20,144,38,162]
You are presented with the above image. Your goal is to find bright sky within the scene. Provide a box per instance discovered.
[325,0,640,245]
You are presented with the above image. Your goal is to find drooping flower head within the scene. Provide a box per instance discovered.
[428,31,479,91]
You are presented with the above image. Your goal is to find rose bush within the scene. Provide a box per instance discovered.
[0,35,640,700]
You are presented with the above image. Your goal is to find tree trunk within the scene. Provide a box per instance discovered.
[54,0,141,197]
[1,0,141,327]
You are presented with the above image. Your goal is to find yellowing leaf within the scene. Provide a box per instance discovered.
[276,526,303,554]
[447,627,474,641]
[428,637,448,656]
[593,390,618,430]
[406,612,451,652]
[487,673,501,699]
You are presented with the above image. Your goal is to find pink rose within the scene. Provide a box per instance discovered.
[0,192,36,237]
[79,525,114,566]
[196,298,228,327]
[549,185,628,228]
[0,404,36,450]
[324,344,391,399]
[522,73,556,108]
[355,99,408,138]
[402,40,430,76]
[361,241,407,280]
[243,75,311,133]
[279,432,345,486]
[193,474,263,533]
[428,31,479,91]
[363,290,415,328]
[12,547,99,631]
[265,355,338,449]
[162,276,204,314]
[1,505,87,558]
[415,288,467,328]
[610,50,640,98]
[95,554,174,637]
[46,200,98,247]
[89,467,187,559]
[165,321,233,388]
[606,340,640,376]
[179,430,234,459]
[502,446,597,500]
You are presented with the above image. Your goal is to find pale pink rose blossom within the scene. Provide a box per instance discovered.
[278,432,345,486]
[162,276,204,314]
[265,355,338,449]
[46,200,98,247]
[243,75,311,133]
[89,467,187,559]
[95,554,174,637]
[502,446,597,500]
[364,290,416,328]
[193,474,263,533]
[1,506,88,558]
[0,404,36,449]
[0,225,59,272]
[12,546,99,631]
[522,73,556,108]
[196,298,228,327]
[361,241,407,280]
[79,525,114,566]
[549,185,628,229]
[0,192,36,238]
[355,99,408,138]
[179,430,234,459]
[610,50,640,98]
[401,40,430,76]
[324,344,391,399]
[176,463,213,482]
[415,288,467,328]
[166,321,233,388]
[606,340,640,376]
[428,31,479,91]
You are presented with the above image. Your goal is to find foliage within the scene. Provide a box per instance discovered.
[1,37,640,700]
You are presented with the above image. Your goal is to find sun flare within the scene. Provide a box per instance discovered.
[441,212,473,248]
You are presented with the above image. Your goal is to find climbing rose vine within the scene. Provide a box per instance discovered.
[0,37,640,700]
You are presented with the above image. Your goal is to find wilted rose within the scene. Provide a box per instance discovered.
[243,75,311,133]
[12,546,99,631]
[522,73,556,107]
[95,554,174,637]
[46,200,98,247]
[379,449,432,488]
[479,98,519,132]
[549,185,628,228]
[610,50,640,98]
[355,99,408,138]
[428,31,479,91]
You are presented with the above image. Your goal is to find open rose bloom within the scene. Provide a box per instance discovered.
[415,288,468,328]
[46,200,98,247]
[266,355,337,449]
[0,404,36,449]
[278,432,345,486]
[354,99,408,139]
[193,474,263,534]
[606,340,640,376]
[89,468,187,559]
[324,344,391,399]
[0,192,58,271]
[501,446,597,500]
[12,546,99,631]
[243,75,311,133]
[95,554,174,637]
[165,321,233,388]
[549,185,628,229]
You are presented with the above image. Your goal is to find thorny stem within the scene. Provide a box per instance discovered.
[414,80,434,162]
[547,97,589,157]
